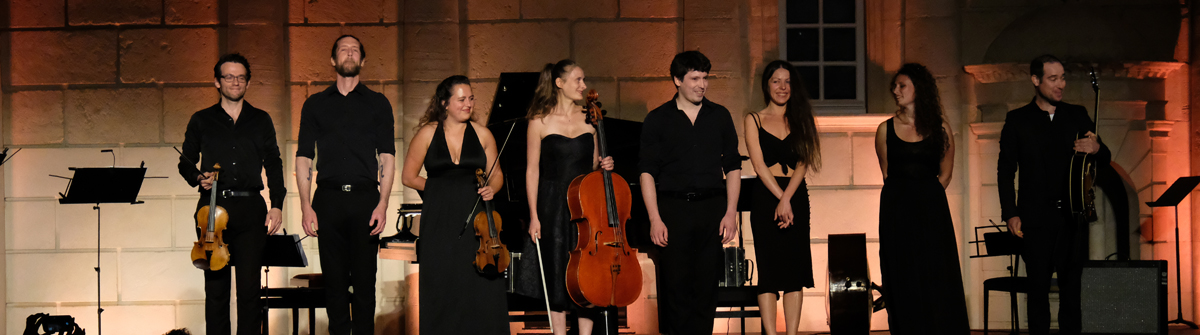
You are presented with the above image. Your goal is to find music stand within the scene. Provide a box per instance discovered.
[57,167,147,335]
[1146,176,1200,329]
[260,234,309,335]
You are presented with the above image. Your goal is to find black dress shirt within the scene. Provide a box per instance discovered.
[997,99,1111,221]
[638,96,741,192]
[178,101,286,209]
[296,83,396,185]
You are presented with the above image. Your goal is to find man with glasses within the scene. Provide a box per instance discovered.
[178,53,286,335]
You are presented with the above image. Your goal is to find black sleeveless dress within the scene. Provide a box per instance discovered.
[878,118,968,334]
[418,123,508,334]
[513,133,595,310]
[748,114,814,294]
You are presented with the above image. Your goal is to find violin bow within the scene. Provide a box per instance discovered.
[534,238,555,330]
[459,121,518,236]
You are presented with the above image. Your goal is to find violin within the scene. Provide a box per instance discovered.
[1067,67,1100,223]
[472,168,510,274]
[564,90,643,308]
[191,164,230,271]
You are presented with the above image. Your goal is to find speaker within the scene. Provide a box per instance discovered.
[1081,260,1167,335]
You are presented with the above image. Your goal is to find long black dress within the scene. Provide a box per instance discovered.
[514,133,595,311]
[747,113,814,294]
[419,123,508,334]
[878,118,968,334]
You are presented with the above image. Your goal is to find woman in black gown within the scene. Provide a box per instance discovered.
[873,63,968,334]
[513,59,613,335]
[401,75,509,334]
[743,60,819,335]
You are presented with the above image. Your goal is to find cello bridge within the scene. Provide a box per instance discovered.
[603,242,623,248]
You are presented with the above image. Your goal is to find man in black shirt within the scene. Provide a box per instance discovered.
[295,35,396,335]
[639,51,742,334]
[998,54,1109,335]
[178,53,285,335]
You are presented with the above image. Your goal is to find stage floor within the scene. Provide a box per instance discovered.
[709,326,1200,335]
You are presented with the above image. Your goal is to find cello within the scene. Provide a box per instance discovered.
[564,90,643,310]
[191,164,230,271]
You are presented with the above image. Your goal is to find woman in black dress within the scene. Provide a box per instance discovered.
[873,63,968,334]
[513,59,613,335]
[743,60,819,335]
[401,75,509,334]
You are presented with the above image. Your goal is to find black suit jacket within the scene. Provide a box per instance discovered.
[997,99,1111,222]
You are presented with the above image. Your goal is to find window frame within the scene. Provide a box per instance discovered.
[778,0,867,113]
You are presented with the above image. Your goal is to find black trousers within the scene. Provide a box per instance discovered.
[1021,205,1088,335]
[654,195,725,335]
[197,193,267,335]
[312,186,380,335]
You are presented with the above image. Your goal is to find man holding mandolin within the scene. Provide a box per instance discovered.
[997,54,1110,335]
[178,53,286,335]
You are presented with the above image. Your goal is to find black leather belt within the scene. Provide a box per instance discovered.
[220,190,254,198]
[660,189,723,201]
[319,183,377,192]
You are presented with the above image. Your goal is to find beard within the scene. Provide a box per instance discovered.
[220,87,245,102]
[1035,87,1061,106]
[335,59,362,77]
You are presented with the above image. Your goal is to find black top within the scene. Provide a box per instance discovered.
[178,101,286,209]
[997,99,1111,221]
[296,83,396,185]
[886,118,942,181]
[750,113,799,174]
[639,95,741,192]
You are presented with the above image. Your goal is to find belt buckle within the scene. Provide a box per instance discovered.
[220,190,231,198]
[341,185,352,192]
[685,192,699,201]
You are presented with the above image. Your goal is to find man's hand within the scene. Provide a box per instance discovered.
[301,206,319,237]
[719,211,738,244]
[265,208,283,234]
[1007,216,1024,238]
[1074,131,1100,154]
[650,218,669,247]
[368,204,387,236]
[197,172,215,190]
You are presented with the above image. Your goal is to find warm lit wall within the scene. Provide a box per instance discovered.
[3,0,1196,335]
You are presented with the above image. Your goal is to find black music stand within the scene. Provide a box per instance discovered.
[1146,176,1200,329]
[260,234,317,335]
[57,167,147,335]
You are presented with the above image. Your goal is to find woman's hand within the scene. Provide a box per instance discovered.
[478,186,495,201]
[528,218,541,240]
[775,201,794,228]
[599,156,614,171]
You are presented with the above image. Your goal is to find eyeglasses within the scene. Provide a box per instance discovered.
[221,75,248,83]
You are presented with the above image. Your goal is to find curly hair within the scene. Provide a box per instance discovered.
[527,59,577,119]
[418,75,472,127]
[893,63,948,157]
[761,60,821,172]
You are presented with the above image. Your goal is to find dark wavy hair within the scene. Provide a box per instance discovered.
[670,51,712,82]
[419,75,472,127]
[527,59,577,119]
[761,60,821,172]
[893,63,948,157]
[213,53,251,82]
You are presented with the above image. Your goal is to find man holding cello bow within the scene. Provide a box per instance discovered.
[640,51,742,335]
[998,54,1110,335]
[178,53,286,335]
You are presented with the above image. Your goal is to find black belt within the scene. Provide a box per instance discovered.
[318,182,377,192]
[219,190,254,198]
[660,189,723,201]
